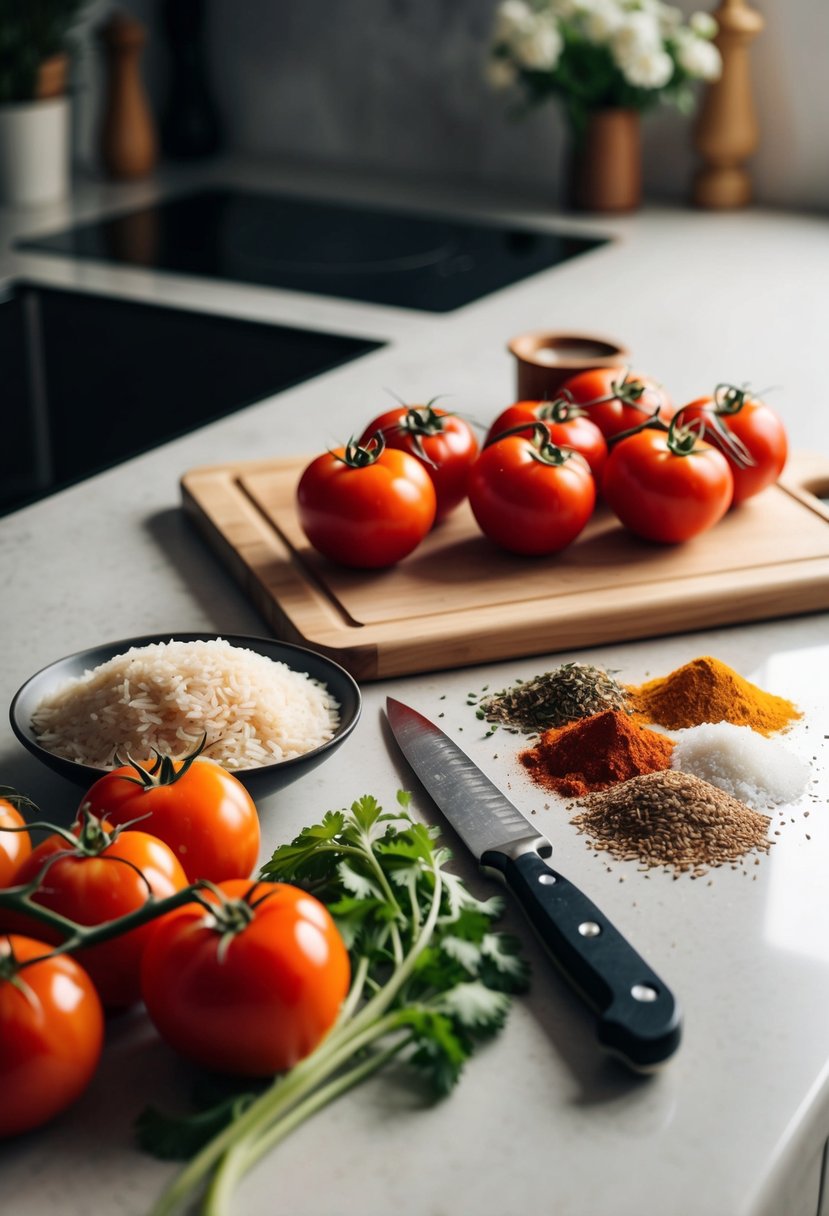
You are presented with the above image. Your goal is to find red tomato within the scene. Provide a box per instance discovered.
[675,386,788,505]
[0,800,30,887]
[359,403,479,521]
[484,398,607,482]
[602,421,734,543]
[81,755,260,884]
[297,435,436,568]
[12,817,188,1009]
[0,934,104,1137]
[560,368,673,440]
[141,879,350,1076]
[467,425,596,556]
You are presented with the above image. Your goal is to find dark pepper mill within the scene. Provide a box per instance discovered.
[159,0,222,159]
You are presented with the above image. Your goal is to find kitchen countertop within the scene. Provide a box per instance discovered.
[2,157,829,1216]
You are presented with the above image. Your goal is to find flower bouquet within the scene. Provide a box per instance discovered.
[488,0,722,209]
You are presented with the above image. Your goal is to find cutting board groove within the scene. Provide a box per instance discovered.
[181,451,829,680]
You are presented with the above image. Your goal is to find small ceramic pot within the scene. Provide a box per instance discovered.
[508,330,629,401]
[0,97,70,206]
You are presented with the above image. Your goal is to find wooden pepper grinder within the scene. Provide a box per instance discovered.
[98,10,157,180]
[692,0,765,208]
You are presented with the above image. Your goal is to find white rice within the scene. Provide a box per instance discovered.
[31,638,341,770]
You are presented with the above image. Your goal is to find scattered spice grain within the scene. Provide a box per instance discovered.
[521,709,674,797]
[571,769,772,875]
[478,663,629,734]
[628,655,801,735]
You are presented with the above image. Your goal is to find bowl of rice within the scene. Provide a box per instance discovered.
[10,633,361,799]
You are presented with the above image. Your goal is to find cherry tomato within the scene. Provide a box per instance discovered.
[12,815,188,1008]
[297,435,436,568]
[141,879,350,1076]
[602,420,734,543]
[675,385,788,505]
[81,754,260,884]
[0,800,30,887]
[0,934,104,1138]
[358,402,478,522]
[484,398,608,482]
[467,424,596,556]
[560,368,673,441]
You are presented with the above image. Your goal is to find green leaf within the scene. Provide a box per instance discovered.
[438,981,512,1034]
[404,1009,470,1096]
[337,860,382,901]
[136,1093,255,1161]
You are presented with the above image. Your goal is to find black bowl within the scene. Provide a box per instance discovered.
[9,632,361,800]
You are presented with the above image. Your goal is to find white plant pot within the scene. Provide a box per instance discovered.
[0,97,70,207]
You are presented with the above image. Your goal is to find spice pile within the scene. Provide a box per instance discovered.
[627,655,801,735]
[670,722,810,808]
[571,770,773,876]
[520,710,673,797]
[476,663,629,734]
[492,652,809,879]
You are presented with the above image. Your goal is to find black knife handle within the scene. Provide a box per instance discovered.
[481,847,681,1070]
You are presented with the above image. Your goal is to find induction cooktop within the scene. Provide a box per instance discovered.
[19,187,608,313]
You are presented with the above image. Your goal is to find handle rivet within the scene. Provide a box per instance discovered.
[578,921,601,937]
[538,873,557,886]
[631,984,659,1002]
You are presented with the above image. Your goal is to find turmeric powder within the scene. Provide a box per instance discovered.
[627,655,801,736]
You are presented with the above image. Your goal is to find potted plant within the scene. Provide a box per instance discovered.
[487,0,723,212]
[0,0,90,206]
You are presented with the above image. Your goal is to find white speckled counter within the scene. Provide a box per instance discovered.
[2,159,829,1216]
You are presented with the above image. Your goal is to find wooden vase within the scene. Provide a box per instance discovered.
[98,11,157,180]
[569,109,642,213]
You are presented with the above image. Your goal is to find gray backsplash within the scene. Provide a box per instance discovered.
[71,0,825,213]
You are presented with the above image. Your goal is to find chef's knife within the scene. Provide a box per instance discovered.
[386,697,682,1071]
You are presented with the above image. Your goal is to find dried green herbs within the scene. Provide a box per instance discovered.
[473,663,630,734]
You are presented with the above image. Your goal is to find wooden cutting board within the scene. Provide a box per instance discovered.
[181,451,829,680]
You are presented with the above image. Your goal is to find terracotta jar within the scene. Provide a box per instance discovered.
[569,109,642,214]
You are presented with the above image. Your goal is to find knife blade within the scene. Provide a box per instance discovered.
[386,696,682,1071]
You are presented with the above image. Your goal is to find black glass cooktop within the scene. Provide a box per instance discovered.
[19,187,608,313]
[0,281,381,516]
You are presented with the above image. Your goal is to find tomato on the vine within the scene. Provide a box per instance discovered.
[0,799,30,887]
[675,384,788,506]
[467,423,596,556]
[358,402,478,521]
[297,434,436,568]
[141,879,350,1076]
[0,934,104,1138]
[11,813,188,1008]
[81,750,260,884]
[602,418,734,544]
[485,397,607,482]
[560,368,673,441]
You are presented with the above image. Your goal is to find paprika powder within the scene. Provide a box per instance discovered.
[521,709,674,797]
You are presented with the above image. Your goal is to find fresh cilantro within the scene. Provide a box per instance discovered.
[143,793,529,1215]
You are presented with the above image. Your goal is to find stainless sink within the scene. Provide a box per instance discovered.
[0,281,382,515]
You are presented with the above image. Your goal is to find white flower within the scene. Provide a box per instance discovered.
[676,33,722,80]
[690,10,718,39]
[612,10,664,59]
[618,44,675,88]
[486,55,520,90]
[492,0,535,45]
[548,0,582,20]
[512,15,564,70]
[580,0,625,44]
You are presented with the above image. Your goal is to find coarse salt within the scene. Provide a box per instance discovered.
[670,721,810,808]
